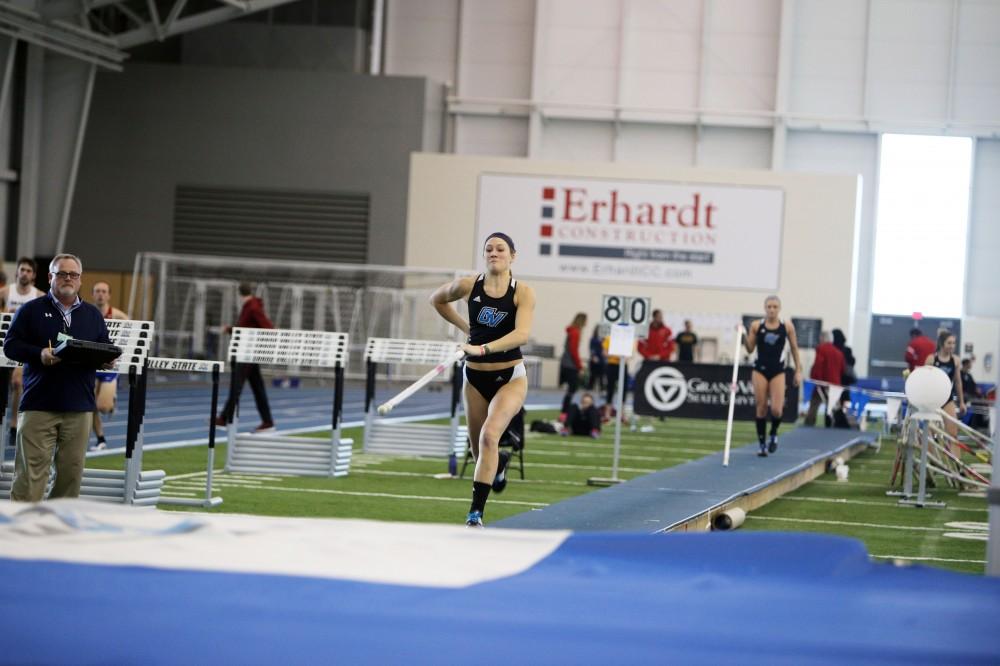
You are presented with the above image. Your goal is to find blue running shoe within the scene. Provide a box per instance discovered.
[757,442,768,457]
[492,450,510,493]
[768,436,778,454]
[466,510,484,528]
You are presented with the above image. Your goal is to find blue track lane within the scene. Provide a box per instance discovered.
[45,380,565,454]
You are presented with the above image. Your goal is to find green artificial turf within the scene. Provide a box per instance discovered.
[86,411,988,574]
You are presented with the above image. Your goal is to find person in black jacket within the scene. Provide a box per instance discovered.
[831,328,857,386]
[3,254,117,502]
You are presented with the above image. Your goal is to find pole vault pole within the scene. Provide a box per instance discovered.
[723,324,745,467]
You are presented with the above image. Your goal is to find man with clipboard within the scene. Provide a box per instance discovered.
[3,254,119,502]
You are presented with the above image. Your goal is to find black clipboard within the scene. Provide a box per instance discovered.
[53,339,122,367]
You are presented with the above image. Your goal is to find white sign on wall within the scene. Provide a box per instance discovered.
[475,173,785,290]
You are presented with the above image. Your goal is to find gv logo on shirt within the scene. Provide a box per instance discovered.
[477,307,508,328]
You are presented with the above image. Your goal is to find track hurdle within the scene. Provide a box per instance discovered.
[224,327,352,477]
[364,338,466,470]
[148,357,225,507]
[0,313,16,456]
[100,320,165,506]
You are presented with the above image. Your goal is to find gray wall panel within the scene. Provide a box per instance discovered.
[966,139,1000,318]
[66,63,430,271]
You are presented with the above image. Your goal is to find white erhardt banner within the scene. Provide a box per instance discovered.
[475,173,784,290]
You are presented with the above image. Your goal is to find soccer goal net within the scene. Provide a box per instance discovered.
[128,253,466,379]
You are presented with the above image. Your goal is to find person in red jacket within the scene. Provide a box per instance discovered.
[638,309,673,362]
[804,331,845,426]
[905,327,935,372]
[559,312,587,415]
[216,282,275,432]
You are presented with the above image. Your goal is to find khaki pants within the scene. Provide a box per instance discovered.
[11,411,92,502]
[804,387,830,427]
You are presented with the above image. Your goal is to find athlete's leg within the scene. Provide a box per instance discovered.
[475,376,527,485]
[768,372,786,420]
[752,370,769,418]
[95,380,116,413]
[463,379,488,464]
[245,364,273,425]
[219,364,250,421]
[465,375,527,525]
[752,370,769,453]
[767,372,787,452]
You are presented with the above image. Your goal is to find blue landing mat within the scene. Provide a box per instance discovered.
[2,532,998,664]
[497,427,875,532]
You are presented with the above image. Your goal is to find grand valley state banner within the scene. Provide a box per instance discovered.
[634,362,798,421]
[475,173,784,290]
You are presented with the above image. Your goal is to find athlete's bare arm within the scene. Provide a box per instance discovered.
[743,320,759,354]
[786,321,803,385]
[429,274,477,336]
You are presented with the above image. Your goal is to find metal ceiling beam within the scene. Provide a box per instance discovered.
[113,0,297,47]
[0,3,126,70]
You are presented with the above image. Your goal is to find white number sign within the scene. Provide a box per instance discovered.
[601,295,652,327]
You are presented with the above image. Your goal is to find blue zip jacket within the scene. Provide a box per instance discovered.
[3,293,112,412]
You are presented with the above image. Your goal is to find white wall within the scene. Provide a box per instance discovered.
[406,152,859,384]
[386,0,1000,379]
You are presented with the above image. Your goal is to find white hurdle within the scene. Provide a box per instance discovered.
[0,313,19,455]
[364,338,466,471]
[224,327,352,477]
[149,357,226,507]
[101,320,164,506]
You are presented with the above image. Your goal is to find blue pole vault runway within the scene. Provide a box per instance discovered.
[496,427,875,531]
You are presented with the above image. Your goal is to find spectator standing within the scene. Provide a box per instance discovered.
[601,333,629,421]
[4,254,118,501]
[925,330,965,452]
[216,283,275,432]
[637,309,673,363]
[832,328,856,386]
[905,327,936,372]
[558,313,587,415]
[960,358,984,428]
[2,257,45,446]
[586,324,606,392]
[960,358,981,400]
[804,331,845,426]
[675,319,698,362]
[89,281,129,451]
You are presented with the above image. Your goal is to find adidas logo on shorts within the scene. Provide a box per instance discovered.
[473,296,481,302]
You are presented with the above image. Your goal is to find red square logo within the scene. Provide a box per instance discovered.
[540,224,553,237]
[542,187,555,200]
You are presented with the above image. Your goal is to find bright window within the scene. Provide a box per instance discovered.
[871,134,973,318]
